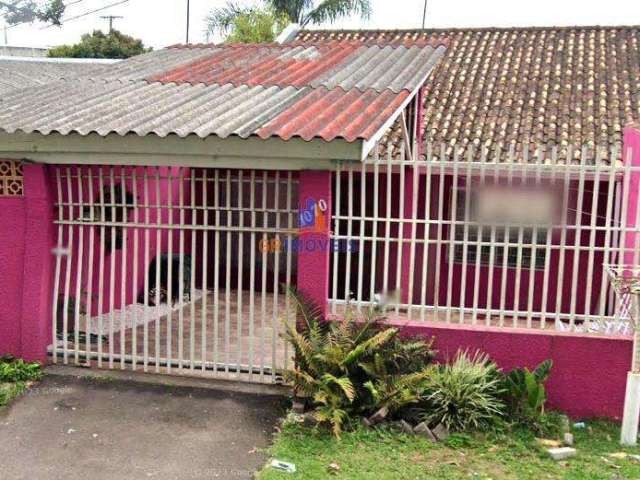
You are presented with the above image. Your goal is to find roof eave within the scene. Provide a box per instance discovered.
[359,48,444,162]
[0,131,364,170]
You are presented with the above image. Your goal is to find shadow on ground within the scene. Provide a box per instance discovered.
[0,375,283,480]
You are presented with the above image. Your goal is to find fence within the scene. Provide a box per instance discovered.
[50,165,298,383]
[330,143,640,335]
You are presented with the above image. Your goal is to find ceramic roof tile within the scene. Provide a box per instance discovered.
[296,26,640,164]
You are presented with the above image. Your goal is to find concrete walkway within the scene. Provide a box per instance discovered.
[0,373,283,480]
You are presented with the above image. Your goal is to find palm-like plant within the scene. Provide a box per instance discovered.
[208,0,372,40]
[283,290,434,437]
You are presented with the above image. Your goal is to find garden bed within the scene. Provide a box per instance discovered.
[259,421,640,479]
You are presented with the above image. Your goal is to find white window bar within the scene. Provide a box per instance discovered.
[236,170,244,377]
[108,168,117,368]
[142,167,151,372]
[272,171,281,384]
[260,170,268,381]
[73,167,84,364]
[165,168,174,373]
[189,171,197,371]
[248,170,257,380]
[119,167,128,369]
[62,167,74,364]
[130,168,139,370]
[177,169,186,370]
[85,168,96,365]
[331,162,342,315]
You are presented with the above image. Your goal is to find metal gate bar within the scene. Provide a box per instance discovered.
[50,165,298,383]
[330,143,640,335]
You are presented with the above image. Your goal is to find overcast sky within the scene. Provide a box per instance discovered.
[5,0,640,50]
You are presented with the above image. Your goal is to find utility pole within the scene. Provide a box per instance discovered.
[101,15,123,32]
[422,0,428,28]
[185,0,190,44]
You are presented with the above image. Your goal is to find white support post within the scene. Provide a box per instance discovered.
[621,371,640,446]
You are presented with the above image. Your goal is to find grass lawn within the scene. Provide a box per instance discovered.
[259,420,640,479]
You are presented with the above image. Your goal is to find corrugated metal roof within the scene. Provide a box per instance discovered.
[0,58,110,95]
[0,41,446,145]
[150,42,444,94]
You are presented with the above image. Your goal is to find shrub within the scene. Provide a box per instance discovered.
[283,291,434,437]
[0,357,43,383]
[417,350,505,432]
[502,360,554,433]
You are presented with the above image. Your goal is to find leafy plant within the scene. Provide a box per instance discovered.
[418,350,505,432]
[0,357,43,383]
[283,290,434,437]
[207,0,372,40]
[502,360,554,431]
[48,29,151,59]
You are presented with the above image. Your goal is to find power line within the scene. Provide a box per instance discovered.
[40,0,130,30]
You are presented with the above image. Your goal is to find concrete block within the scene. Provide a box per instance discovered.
[547,447,577,460]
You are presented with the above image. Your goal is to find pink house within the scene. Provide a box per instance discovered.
[1,26,640,419]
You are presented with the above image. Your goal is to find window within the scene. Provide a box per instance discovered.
[452,188,551,270]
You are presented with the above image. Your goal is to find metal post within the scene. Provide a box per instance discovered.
[186,0,190,44]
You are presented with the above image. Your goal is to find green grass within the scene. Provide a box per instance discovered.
[258,420,640,480]
[0,357,42,408]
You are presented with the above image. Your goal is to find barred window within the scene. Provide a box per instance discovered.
[453,189,549,270]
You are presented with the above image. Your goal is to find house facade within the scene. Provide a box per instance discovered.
[0,26,639,418]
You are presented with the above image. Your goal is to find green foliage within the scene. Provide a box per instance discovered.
[48,29,150,59]
[503,360,552,416]
[502,360,554,432]
[0,0,65,25]
[418,350,505,432]
[265,0,371,26]
[207,0,372,41]
[207,2,287,43]
[0,356,42,382]
[283,290,434,437]
[225,8,287,43]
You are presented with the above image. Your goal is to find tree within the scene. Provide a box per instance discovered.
[48,29,151,59]
[224,8,288,43]
[0,0,65,26]
[207,0,371,42]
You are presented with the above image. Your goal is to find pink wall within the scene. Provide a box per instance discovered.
[391,319,631,419]
[298,170,332,317]
[624,126,640,266]
[0,197,26,355]
[0,164,55,362]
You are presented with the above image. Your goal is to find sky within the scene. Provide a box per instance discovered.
[4,0,640,50]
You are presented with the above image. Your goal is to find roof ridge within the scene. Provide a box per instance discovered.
[168,38,449,49]
[297,24,640,35]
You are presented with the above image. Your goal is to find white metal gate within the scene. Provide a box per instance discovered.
[50,165,298,383]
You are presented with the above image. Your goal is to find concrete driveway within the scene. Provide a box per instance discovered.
[0,371,284,480]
